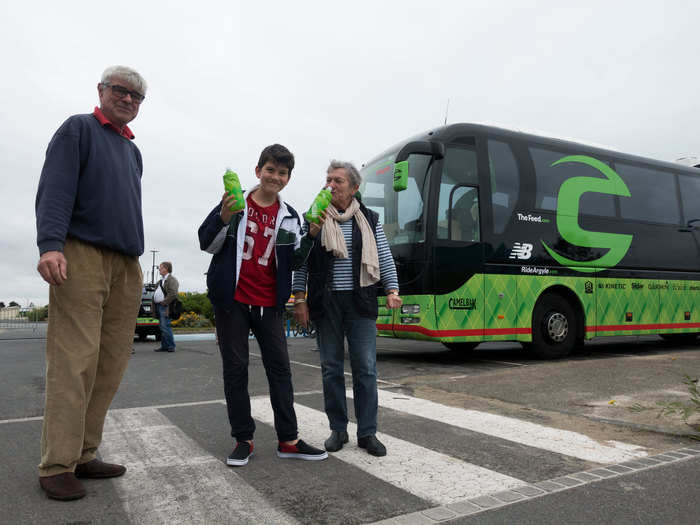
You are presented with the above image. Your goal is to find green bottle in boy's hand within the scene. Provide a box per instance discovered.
[223,169,245,213]
[305,186,333,223]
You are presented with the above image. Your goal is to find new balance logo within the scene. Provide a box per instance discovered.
[509,242,533,260]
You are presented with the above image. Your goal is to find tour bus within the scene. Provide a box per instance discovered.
[359,123,700,358]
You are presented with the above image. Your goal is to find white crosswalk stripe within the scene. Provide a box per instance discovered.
[91,389,656,524]
[249,397,526,504]
[355,389,649,464]
[101,407,299,525]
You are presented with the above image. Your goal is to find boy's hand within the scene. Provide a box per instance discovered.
[220,192,242,224]
[307,210,326,238]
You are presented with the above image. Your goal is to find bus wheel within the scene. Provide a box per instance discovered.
[659,333,698,343]
[530,294,576,359]
[136,331,147,342]
[442,342,479,352]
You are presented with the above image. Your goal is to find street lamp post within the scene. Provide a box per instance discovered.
[150,250,159,284]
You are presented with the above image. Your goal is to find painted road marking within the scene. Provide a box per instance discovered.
[251,350,402,387]
[359,390,648,464]
[101,407,299,525]
[249,397,525,504]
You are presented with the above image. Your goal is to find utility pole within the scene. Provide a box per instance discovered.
[150,250,159,284]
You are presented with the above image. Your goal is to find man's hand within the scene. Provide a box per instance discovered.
[37,250,68,285]
[220,192,243,224]
[386,292,402,309]
[307,210,326,238]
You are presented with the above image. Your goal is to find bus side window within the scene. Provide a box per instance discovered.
[487,140,520,234]
[617,163,681,224]
[437,145,478,241]
[529,147,616,217]
[679,173,700,225]
[448,187,479,241]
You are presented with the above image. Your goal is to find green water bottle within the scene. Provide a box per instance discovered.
[305,186,333,223]
[223,169,245,213]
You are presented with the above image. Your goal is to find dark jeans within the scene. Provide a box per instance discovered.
[316,291,378,438]
[215,302,298,442]
[157,303,175,350]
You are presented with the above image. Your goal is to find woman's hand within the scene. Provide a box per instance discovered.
[220,192,243,224]
[307,210,326,238]
[386,291,402,309]
[293,301,310,328]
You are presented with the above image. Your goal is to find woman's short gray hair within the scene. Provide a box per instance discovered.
[101,65,148,95]
[327,160,362,188]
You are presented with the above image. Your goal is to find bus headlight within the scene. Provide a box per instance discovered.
[401,304,420,314]
[400,316,421,324]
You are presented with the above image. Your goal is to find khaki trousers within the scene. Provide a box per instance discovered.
[39,238,142,477]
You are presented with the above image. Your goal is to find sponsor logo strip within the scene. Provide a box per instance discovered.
[378,324,531,337]
[587,322,700,332]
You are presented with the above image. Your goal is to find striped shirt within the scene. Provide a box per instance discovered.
[292,219,399,293]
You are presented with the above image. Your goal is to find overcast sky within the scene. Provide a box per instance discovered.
[1,1,699,307]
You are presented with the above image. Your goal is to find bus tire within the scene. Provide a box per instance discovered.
[442,342,479,352]
[136,331,148,342]
[659,333,698,343]
[529,294,577,359]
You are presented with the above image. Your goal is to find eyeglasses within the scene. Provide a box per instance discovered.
[102,82,145,104]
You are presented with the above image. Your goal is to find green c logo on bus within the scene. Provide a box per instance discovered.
[541,155,633,273]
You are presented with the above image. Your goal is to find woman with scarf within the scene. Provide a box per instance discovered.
[292,160,402,457]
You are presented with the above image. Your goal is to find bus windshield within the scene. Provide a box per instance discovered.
[360,152,432,247]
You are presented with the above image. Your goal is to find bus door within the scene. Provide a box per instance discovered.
[431,138,485,337]
[363,151,436,335]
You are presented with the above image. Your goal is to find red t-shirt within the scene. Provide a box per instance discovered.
[234,195,280,306]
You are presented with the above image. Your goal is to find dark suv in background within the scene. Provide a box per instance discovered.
[135,283,160,341]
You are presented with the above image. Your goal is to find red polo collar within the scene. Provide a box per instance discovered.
[93,107,135,139]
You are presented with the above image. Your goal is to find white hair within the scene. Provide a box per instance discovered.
[327,160,362,187]
[101,65,148,95]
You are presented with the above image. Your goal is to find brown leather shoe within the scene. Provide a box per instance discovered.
[75,459,126,479]
[39,473,86,501]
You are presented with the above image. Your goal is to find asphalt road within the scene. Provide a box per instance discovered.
[1,330,699,524]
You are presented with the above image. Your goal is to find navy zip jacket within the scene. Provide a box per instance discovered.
[35,113,144,256]
[198,189,314,311]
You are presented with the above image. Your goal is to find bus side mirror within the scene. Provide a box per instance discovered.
[393,161,408,192]
[395,141,445,162]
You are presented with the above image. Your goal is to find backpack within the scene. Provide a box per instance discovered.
[159,280,183,320]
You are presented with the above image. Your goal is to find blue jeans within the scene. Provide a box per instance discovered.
[316,291,378,438]
[157,303,175,350]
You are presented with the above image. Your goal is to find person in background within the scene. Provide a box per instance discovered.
[153,261,179,352]
[198,144,328,467]
[292,160,402,457]
[35,65,148,500]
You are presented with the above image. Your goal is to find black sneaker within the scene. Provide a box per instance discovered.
[277,439,328,461]
[227,441,253,466]
[358,435,387,457]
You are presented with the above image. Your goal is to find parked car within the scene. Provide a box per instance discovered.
[135,283,160,342]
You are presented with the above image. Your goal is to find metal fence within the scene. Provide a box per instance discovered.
[0,308,42,339]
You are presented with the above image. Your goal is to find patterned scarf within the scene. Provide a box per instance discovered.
[321,198,380,287]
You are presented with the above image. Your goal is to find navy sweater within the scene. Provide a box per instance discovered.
[35,113,144,256]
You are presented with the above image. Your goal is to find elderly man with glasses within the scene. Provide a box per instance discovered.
[35,65,147,501]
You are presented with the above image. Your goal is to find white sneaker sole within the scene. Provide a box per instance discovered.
[276,451,328,461]
[226,453,252,466]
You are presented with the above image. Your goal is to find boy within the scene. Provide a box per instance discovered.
[198,144,326,466]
